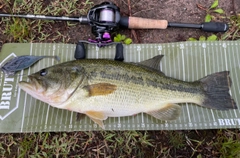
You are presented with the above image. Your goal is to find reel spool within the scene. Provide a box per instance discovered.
[87,2,121,43]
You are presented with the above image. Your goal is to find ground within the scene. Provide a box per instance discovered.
[0,0,236,46]
[0,0,240,157]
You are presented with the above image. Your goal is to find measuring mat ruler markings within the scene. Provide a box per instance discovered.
[0,42,240,132]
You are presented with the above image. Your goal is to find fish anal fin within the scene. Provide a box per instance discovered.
[85,111,107,129]
[85,83,117,97]
[147,103,181,120]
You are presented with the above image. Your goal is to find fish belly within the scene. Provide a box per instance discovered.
[68,79,199,118]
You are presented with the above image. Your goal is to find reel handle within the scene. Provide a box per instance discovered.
[120,17,168,29]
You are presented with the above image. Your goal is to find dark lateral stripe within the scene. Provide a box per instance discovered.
[90,71,145,85]
[90,71,200,94]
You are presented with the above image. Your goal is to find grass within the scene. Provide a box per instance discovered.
[0,0,240,157]
[214,130,240,158]
[0,130,239,157]
[0,0,93,43]
[221,15,240,40]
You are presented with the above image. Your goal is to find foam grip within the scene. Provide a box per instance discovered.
[201,22,229,32]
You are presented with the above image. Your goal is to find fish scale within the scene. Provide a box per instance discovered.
[82,60,202,105]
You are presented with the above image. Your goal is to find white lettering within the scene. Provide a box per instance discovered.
[0,77,14,110]
[3,83,13,91]
[218,119,225,126]
[4,77,14,82]
[0,101,10,109]
[1,92,12,100]
[225,119,232,125]
[218,119,240,126]
[235,119,240,124]
[230,119,237,125]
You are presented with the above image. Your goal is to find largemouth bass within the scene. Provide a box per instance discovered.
[18,55,237,128]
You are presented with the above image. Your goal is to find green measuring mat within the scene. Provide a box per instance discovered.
[0,41,240,132]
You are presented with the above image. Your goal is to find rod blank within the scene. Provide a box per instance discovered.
[0,13,89,24]
[0,13,229,32]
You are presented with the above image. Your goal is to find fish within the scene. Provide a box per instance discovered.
[18,55,237,129]
[0,55,60,76]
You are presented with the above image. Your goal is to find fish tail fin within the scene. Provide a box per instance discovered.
[200,71,237,110]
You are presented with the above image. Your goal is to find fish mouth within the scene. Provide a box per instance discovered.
[18,75,54,105]
[18,75,42,92]
[19,75,73,106]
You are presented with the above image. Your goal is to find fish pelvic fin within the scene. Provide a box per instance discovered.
[200,71,237,110]
[85,111,108,129]
[89,117,105,129]
[147,103,181,120]
[84,83,117,97]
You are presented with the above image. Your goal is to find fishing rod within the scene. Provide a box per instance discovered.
[0,12,228,32]
[0,2,229,60]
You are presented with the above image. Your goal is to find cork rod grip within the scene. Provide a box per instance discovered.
[128,17,168,29]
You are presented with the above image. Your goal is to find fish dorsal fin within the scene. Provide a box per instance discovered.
[139,55,164,71]
[85,111,108,129]
[147,103,181,120]
[84,83,117,97]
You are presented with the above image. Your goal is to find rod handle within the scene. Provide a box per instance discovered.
[201,22,229,32]
[120,17,168,29]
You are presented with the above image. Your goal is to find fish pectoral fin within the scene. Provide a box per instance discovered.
[147,103,181,120]
[85,111,108,129]
[84,83,117,97]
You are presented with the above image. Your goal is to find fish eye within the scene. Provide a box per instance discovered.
[40,69,48,76]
